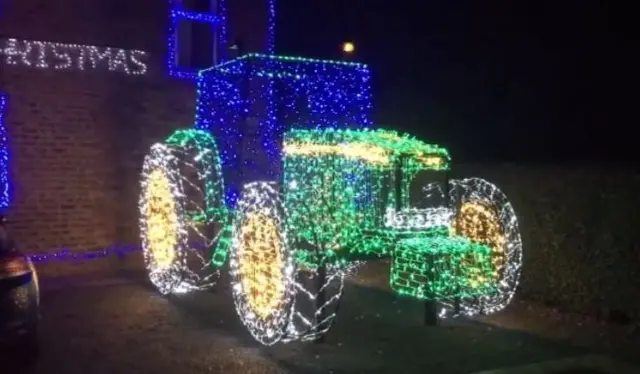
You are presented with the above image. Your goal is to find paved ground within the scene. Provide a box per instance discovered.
[2,263,639,374]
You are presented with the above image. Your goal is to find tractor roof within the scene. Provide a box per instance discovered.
[283,128,451,170]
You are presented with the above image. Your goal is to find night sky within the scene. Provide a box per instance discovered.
[277,1,633,163]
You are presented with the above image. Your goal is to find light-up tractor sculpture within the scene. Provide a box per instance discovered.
[140,127,523,346]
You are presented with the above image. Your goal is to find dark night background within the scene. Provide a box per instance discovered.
[277,1,634,163]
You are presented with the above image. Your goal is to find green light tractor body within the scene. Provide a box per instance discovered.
[281,128,496,301]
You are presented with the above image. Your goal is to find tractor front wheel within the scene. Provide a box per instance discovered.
[449,177,523,316]
[422,177,523,317]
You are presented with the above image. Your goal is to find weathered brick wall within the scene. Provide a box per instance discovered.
[450,163,640,320]
[0,0,196,275]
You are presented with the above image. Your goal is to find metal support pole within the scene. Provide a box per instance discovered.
[424,299,438,326]
[424,250,438,326]
[444,172,462,315]
[314,264,327,343]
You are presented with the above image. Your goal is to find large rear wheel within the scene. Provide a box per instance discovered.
[140,129,228,295]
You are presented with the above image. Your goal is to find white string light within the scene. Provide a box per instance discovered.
[422,177,523,317]
[282,263,347,343]
[230,181,296,345]
[1,38,147,75]
[139,130,228,295]
[384,206,454,230]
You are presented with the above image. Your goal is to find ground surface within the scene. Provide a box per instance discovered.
[2,261,639,374]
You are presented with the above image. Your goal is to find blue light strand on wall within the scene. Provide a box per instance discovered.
[166,0,227,79]
[172,9,221,24]
[218,0,229,62]
[28,245,141,263]
[194,53,373,206]
[0,93,11,209]
[267,0,276,54]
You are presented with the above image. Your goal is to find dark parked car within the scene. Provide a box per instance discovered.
[0,214,39,354]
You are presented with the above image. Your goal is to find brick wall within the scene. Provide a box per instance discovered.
[0,0,196,274]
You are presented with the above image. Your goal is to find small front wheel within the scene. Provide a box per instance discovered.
[422,178,523,317]
[450,178,523,316]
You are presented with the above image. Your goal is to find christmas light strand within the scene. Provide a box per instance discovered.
[0,38,147,75]
[166,0,227,79]
[28,246,141,263]
[282,263,347,343]
[266,0,276,54]
[284,128,450,170]
[0,93,10,209]
[384,207,453,230]
[390,236,495,300]
[139,129,229,295]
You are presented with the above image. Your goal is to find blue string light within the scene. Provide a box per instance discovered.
[194,53,373,206]
[267,0,276,54]
[166,0,228,79]
[28,245,141,263]
[0,92,10,209]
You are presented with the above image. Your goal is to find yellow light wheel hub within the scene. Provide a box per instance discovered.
[454,201,506,281]
[238,212,285,319]
[144,169,179,270]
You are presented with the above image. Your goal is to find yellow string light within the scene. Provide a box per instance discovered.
[144,169,179,270]
[284,142,391,165]
[454,201,506,281]
[284,141,444,168]
[237,212,286,319]
[416,155,445,168]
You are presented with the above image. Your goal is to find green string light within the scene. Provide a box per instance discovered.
[391,236,496,300]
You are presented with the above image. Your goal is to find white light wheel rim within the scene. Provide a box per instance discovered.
[451,177,523,315]
[140,144,186,295]
[282,264,347,343]
[140,129,227,295]
[230,182,296,345]
[422,177,523,316]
